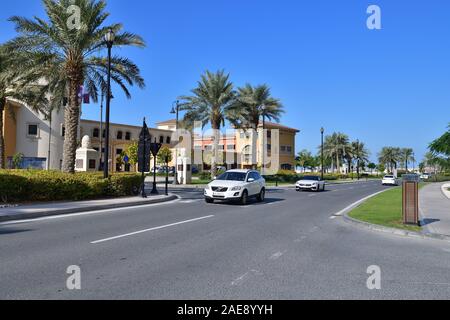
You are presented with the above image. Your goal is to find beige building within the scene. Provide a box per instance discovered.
[80,119,175,172]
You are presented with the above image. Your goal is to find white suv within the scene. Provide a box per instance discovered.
[204,170,266,205]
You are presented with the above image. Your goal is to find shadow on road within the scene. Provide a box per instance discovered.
[421,218,441,227]
[0,228,34,236]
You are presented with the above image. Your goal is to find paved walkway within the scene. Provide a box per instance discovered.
[420,182,450,236]
[0,194,177,223]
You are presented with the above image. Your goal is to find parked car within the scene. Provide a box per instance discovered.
[204,170,266,205]
[382,175,398,186]
[296,176,326,192]
[420,173,431,180]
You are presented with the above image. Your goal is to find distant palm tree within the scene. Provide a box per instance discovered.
[4,0,145,173]
[227,84,284,169]
[378,147,401,173]
[179,70,235,179]
[323,133,349,173]
[400,148,415,172]
[352,140,370,178]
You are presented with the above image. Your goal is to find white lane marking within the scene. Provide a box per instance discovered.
[269,251,287,260]
[0,198,182,226]
[308,194,318,197]
[332,189,388,217]
[231,270,263,286]
[330,216,337,220]
[91,215,214,244]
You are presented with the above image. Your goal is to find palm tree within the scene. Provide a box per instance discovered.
[378,147,401,173]
[323,133,349,173]
[0,46,50,168]
[179,70,235,179]
[227,84,284,169]
[4,0,145,173]
[400,148,414,172]
[352,140,370,178]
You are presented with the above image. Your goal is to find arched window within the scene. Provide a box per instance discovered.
[166,136,171,144]
[93,128,100,138]
[160,136,164,144]
[125,132,132,140]
[117,131,123,140]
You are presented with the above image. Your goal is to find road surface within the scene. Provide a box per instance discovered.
[1,181,450,299]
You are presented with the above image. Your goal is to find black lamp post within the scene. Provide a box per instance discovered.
[321,127,325,180]
[356,139,360,180]
[103,28,115,179]
[170,100,180,185]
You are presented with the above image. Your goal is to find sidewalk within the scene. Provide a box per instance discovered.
[420,183,450,236]
[0,194,178,223]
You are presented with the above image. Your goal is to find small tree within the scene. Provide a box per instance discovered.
[125,142,139,167]
[157,146,173,165]
[368,163,376,174]
[12,152,23,169]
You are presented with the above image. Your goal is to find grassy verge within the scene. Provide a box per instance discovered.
[348,186,422,232]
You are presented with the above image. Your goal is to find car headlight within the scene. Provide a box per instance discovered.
[231,186,242,191]
[205,185,211,190]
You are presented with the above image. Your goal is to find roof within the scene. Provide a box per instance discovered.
[80,119,173,133]
[225,169,253,173]
[156,119,176,126]
[258,121,300,133]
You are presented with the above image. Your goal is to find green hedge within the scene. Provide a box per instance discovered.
[263,171,382,183]
[0,170,142,203]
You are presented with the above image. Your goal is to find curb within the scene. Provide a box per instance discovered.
[0,194,178,223]
[441,183,450,199]
[339,191,450,243]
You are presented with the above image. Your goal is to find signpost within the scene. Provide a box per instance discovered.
[138,118,151,198]
[402,174,420,226]
[150,138,162,195]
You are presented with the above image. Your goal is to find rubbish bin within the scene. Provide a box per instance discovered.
[402,174,420,226]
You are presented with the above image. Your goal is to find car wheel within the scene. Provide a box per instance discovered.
[205,198,214,204]
[257,189,265,202]
[241,190,248,205]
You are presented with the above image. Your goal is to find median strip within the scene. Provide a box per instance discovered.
[91,215,215,244]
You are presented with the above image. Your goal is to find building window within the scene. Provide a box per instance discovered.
[116,149,123,155]
[205,145,212,151]
[267,130,272,138]
[280,146,286,152]
[27,124,39,137]
[61,125,66,137]
[93,128,100,138]
[102,130,106,138]
[219,145,225,150]
[117,131,123,140]
[166,136,171,144]
[159,136,164,144]
[281,164,292,171]
[125,132,131,140]
[227,145,235,150]
[286,146,292,153]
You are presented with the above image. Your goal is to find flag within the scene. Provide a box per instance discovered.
[83,94,90,104]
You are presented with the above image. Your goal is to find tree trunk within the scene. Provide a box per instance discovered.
[62,80,81,173]
[336,153,340,175]
[0,99,5,169]
[210,122,220,180]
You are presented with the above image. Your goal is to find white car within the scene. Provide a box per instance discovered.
[420,173,430,180]
[296,176,326,192]
[382,175,398,186]
[204,170,266,205]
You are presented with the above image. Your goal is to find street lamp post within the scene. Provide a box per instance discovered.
[356,139,360,180]
[99,92,104,171]
[103,28,115,179]
[321,127,324,180]
[170,101,180,185]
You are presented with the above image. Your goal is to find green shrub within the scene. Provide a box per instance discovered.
[0,170,142,203]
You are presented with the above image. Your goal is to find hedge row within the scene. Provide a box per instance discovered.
[263,171,382,183]
[0,170,142,203]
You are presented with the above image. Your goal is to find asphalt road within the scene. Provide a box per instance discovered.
[1,180,450,300]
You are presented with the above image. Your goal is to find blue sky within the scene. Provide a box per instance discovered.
[1,0,450,163]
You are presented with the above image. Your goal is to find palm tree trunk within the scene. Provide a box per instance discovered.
[0,99,5,169]
[62,80,81,173]
[336,153,340,174]
[211,122,219,180]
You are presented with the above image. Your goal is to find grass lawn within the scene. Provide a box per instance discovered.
[348,186,422,232]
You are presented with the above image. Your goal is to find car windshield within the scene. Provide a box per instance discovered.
[385,176,394,178]
[302,176,320,181]
[216,172,247,182]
